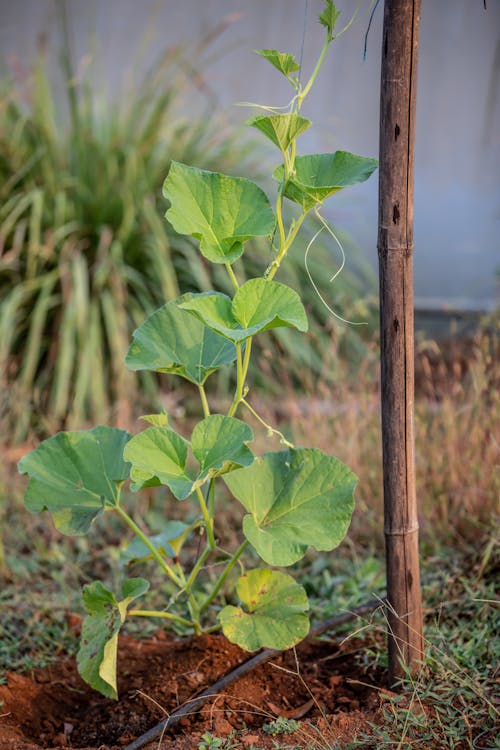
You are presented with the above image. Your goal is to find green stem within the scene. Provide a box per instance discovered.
[198,383,211,417]
[128,609,193,628]
[241,339,252,385]
[228,342,244,417]
[196,486,216,549]
[275,192,286,250]
[226,262,239,290]
[208,478,215,518]
[267,210,307,281]
[241,398,294,447]
[298,36,330,106]
[115,506,183,588]
[185,546,211,593]
[199,540,249,614]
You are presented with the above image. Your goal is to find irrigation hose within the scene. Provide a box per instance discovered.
[123,598,383,750]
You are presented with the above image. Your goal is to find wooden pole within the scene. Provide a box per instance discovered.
[378,0,424,685]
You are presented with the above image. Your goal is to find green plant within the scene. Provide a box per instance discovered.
[263,716,302,736]
[18,2,377,700]
[197,732,224,749]
[0,30,252,441]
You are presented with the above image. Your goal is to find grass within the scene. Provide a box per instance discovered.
[0,313,498,747]
[248,315,500,553]
[0,34,377,444]
[345,544,499,749]
[0,35,254,441]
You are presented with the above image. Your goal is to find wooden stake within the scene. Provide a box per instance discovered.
[378,0,424,685]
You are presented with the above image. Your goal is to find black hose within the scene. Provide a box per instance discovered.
[123,598,383,750]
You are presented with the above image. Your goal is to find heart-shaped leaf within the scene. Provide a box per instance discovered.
[123,427,193,499]
[77,578,149,699]
[224,448,356,566]
[126,296,237,385]
[274,151,378,210]
[121,521,193,565]
[246,114,311,152]
[218,569,309,651]
[179,278,308,343]
[192,415,254,483]
[163,162,275,264]
[125,417,254,498]
[256,49,300,77]
[18,426,132,535]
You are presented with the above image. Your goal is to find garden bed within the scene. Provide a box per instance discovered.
[0,630,383,749]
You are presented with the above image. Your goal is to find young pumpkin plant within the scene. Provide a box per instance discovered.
[19,2,377,700]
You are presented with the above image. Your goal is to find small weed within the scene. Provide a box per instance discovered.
[263,716,302,736]
[197,730,239,749]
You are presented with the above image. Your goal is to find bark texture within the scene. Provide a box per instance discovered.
[378,0,424,685]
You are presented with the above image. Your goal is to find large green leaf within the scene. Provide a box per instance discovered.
[192,415,254,483]
[18,426,131,535]
[223,448,356,566]
[179,278,308,343]
[77,578,149,699]
[256,49,300,77]
[124,417,254,499]
[125,296,237,385]
[246,114,311,152]
[121,521,193,564]
[218,569,309,651]
[274,151,378,210]
[163,162,275,264]
[123,427,193,499]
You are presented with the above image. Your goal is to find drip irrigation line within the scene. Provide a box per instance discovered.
[123,598,383,750]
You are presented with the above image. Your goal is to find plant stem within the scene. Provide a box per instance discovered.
[115,506,183,588]
[198,383,211,417]
[128,609,193,628]
[275,192,286,250]
[185,546,211,593]
[267,210,307,281]
[228,342,244,417]
[241,398,294,447]
[199,540,249,614]
[241,339,252,384]
[225,262,239,290]
[195,486,216,549]
[297,36,330,106]
[207,478,215,518]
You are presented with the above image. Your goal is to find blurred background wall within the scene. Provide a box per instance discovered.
[2,0,499,310]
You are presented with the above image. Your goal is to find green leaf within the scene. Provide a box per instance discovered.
[256,49,300,77]
[274,151,378,210]
[140,412,169,428]
[77,578,149,699]
[191,415,254,482]
[125,296,237,385]
[163,162,275,264]
[18,426,131,535]
[246,114,311,152]
[125,418,254,498]
[179,279,308,343]
[121,521,193,564]
[223,448,356,566]
[218,569,309,651]
[123,427,194,499]
[319,1,341,40]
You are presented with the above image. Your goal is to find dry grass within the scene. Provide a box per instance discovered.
[247,316,500,551]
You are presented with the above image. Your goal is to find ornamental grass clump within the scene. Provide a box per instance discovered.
[19,1,377,699]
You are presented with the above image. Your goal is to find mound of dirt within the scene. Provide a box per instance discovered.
[0,631,384,749]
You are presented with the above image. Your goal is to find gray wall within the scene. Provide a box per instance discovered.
[2,0,499,309]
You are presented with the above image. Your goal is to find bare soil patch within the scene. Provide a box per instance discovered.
[0,631,384,749]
